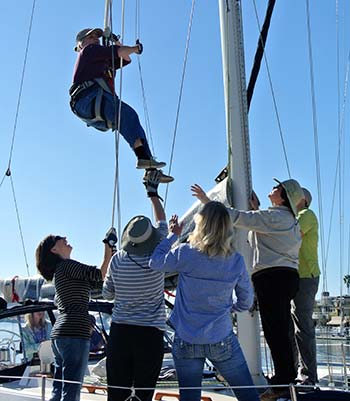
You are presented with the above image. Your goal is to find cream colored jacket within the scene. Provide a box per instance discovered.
[228,205,302,274]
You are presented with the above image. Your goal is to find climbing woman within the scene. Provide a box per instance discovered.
[70,28,173,183]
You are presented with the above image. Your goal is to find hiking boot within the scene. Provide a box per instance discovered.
[136,158,166,169]
[260,387,290,401]
[143,169,174,184]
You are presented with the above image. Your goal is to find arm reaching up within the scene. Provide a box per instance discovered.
[191,184,210,204]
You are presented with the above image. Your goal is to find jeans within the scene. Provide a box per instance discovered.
[106,323,164,401]
[73,88,151,156]
[172,332,259,401]
[50,337,90,401]
[291,276,319,383]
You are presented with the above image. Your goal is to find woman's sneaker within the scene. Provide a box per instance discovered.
[136,158,166,169]
[143,169,174,184]
[260,387,290,401]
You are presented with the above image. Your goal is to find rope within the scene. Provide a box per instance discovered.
[305,0,327,293]
[164,0,196,207]
[251,0,291,178]
[105,0,124,242]
[9,172,30,276]
[0,0,36,192]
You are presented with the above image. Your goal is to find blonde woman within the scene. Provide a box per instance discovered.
[149,201,259,401]
[22,311,51,359]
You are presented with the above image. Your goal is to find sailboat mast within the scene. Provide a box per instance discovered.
[218,0,264,384]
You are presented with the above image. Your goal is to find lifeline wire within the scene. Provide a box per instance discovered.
[164,0,196,207]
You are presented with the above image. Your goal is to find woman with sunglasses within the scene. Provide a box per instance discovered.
[35,235,112,401]
[191,179,304,401]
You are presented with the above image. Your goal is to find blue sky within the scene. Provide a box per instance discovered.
[0,1,349,298]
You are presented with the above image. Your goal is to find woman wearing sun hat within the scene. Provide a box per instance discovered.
[192,178,304,401]
[102,170,167,401]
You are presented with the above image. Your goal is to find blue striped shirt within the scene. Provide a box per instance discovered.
[102,221,167,331]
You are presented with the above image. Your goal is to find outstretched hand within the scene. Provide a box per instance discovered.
[143,169,163,200]
[169,215,183,236]
[250,190,260,210]
[191,184,210,204]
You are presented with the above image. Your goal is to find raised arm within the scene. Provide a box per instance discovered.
[191,184,210,204]
[143,170,166,222]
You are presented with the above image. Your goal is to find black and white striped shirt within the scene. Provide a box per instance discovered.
[102,222,167,331]
[51,259,102,339]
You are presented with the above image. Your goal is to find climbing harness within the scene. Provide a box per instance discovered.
[69,78,114,131]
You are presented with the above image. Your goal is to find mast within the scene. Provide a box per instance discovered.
[218,0,264,384]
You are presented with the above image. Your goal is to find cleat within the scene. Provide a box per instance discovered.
[136,158,166,170]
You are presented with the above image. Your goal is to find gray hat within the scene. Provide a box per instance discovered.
[273,178,304,216]
[74,28,103,51]
[121,216,161,256]
[302,187,312,207]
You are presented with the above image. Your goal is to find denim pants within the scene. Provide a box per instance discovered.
[50,337,90,401]
[73,88,151,156]
[291,276,319,383]
[172,332,259,401]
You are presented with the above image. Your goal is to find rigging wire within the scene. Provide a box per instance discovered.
[305,0,327,292]
[324,53,350,266]
[247,0,275,111]
[9,172,30,276]
[324,4,350,289]
[0,0,36,275]
[164,0,196,207]
[134,0,155,155]
[251,0,291,178]
[0,0,36,191]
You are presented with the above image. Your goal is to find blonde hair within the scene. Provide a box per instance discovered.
[25,312,46,329]
[188,201,235,257]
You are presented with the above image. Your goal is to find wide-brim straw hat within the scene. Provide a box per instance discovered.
[273,178,304,216]
[121,215,161,256]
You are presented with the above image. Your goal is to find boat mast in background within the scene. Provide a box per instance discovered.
[218,0,264,384]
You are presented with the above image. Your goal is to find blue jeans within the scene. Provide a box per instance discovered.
[50,337,90,401]
[73,88,151,156]
[172,332,259,401]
